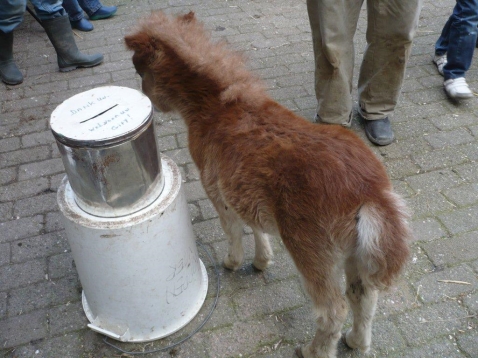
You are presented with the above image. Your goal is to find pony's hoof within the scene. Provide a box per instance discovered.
[295,346,304,358]
[252,257,270,271]
[342,331,370,353]
[223,254,242,271]
[341,333,352,349]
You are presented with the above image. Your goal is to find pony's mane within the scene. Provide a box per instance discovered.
[132,11,265,104]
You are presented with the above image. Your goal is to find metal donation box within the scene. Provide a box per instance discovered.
[51,86,208,342]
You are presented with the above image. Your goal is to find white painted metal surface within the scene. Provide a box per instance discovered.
[57,156,208,342]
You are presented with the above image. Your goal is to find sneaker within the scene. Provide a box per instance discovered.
[444,77,474,99]
[433,54,447,76]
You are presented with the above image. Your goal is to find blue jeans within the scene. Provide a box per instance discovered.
[0,0,65,33]
[435,0,478,80]
[62,0,102,21]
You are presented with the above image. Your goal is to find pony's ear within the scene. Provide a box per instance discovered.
[178,11,195,23]
[124,32,155,58]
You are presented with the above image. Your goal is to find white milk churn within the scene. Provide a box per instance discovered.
[51,86,208,342]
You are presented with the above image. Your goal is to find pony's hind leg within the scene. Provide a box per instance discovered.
[216,203,245,271]
[296,262,348,358]
[343,256,379,353]
[250,226,273,271]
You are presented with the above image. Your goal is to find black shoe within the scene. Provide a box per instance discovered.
[363,117,394,146]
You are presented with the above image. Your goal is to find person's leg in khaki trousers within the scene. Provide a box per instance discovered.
[307,0,422,145]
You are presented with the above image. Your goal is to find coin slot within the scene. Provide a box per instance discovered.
[80,104,119,124]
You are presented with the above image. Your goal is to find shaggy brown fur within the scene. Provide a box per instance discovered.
[125,12,412,358]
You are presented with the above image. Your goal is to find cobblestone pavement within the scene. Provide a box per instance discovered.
[1,0,477,357]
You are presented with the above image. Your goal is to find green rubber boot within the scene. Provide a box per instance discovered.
[0,31,23,85]
[42,15,103,72]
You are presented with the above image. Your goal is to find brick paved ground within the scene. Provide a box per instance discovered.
[1,0,477,357]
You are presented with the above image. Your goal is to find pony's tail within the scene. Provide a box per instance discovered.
[355,191,412,289]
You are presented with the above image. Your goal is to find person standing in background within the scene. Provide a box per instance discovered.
[0,0,103,85]
[432,0,478,100]
[306,0,422,146]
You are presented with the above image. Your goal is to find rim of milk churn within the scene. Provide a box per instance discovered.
[50,86,163,217]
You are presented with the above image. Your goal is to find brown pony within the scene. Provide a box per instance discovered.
[125,12,412,358]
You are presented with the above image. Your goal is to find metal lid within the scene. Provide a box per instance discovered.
[50,86,152,147]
